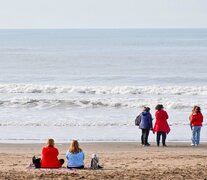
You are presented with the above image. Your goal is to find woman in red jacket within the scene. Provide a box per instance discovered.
[189,106,198,129]
[153,104,170,147]
[189,106,203,146]
[32,139,64,168]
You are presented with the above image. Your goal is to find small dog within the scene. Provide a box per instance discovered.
[90,154,103,170]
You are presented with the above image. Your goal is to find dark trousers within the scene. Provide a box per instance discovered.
[33,158,41,168]
[141,129,150,145]
[67,165,84,169]
[156,131,166,146]
[33,158,64,168]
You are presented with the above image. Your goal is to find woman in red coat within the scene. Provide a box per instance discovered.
[153,104,170,147]
[189,106,203,146]
[32,139,64,168]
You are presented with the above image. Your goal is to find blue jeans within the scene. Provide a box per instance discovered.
[191,126,201,145]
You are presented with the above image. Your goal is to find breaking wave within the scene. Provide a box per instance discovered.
[0,84,206,110]
[0,98,205,110]
[0,84,207,95]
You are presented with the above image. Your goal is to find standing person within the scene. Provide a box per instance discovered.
[139,107,153,146]
[153,104,170,147]
[189,105,198,130]
[66,140,85,169]
[189,106,203,146]
[32,138,64,168]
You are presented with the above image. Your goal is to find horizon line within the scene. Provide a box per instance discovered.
[0,27,207,30]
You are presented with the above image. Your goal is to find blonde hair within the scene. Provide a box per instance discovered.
[69,140,82,153]
[47,138,55,147]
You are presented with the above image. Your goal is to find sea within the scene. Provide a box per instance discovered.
[0,29,207,143]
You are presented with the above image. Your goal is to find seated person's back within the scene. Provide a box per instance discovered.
[41,144,61,168]
[33,139,64,168]
[66,140,84,168]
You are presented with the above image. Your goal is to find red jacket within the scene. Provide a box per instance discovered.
[41,146,62,168]
[153,110,170,134]
[190,113,203,126]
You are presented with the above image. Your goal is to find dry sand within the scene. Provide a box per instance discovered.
[0,142,207,179]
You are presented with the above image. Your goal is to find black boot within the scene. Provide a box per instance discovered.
[32,156,36,164]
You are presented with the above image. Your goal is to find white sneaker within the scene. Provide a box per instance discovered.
[191,144,195,146]
[195,144,199,146]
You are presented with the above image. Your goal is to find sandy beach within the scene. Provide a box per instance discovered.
[0,142,207,179]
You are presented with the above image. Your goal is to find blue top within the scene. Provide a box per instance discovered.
[139,111,153,130]
[66,150,84,167]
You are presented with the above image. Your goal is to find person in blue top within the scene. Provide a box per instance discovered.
[66,140,84,169]
[138,107,153,146]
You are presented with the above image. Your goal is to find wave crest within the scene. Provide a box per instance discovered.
[0,98,202,110]
[0,84,207,95]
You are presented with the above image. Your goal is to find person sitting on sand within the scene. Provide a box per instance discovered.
[189,106,203,146]
[66,140,84,169]
[138,107,153,146]
[32,138,64,168]
[153,104,170,147]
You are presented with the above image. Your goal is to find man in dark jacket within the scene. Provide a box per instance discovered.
[139,107,153,146]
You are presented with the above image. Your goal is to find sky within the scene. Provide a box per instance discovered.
[0,0,207,29]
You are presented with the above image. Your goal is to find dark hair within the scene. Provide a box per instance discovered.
[144,107,150,112]
[155,104,164,111]
[194,106,201,114]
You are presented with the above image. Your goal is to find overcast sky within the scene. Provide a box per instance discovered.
[0,0,207,28]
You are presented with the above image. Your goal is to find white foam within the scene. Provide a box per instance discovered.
[1,84,207,95]
[0,84,207,110]
[0,97,205,110]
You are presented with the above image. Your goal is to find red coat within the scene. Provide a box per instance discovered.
[190,113,203,126]
[41,146,62,168]
[153,110,170,134]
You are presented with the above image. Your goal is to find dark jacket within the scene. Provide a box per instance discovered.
[139,111,153,130]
